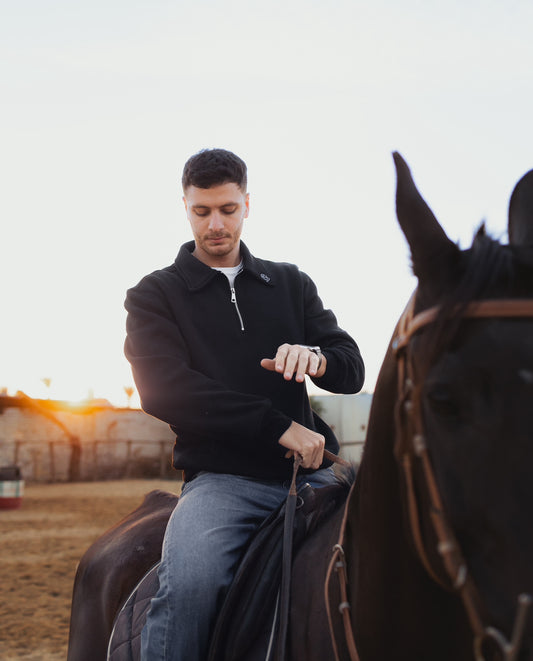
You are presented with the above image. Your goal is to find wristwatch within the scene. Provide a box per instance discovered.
[299,345,323,369]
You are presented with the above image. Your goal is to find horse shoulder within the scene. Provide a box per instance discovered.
[76,489,177,584]
[67,489,178,661]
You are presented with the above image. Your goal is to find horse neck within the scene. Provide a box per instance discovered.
[346,346,472,660]
[348,345,405,591]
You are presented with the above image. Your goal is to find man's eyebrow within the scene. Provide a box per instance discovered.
[191,202,239,208]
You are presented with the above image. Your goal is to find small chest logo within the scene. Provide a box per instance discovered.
[260,273,271,283]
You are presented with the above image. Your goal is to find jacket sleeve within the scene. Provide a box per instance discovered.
[300,271,365,394]
[124,278,292,449]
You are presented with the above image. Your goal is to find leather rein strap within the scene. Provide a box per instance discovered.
[276,454,303,661]
[393,293,533,661]
[325,482,360,661]
[276,450,351,661]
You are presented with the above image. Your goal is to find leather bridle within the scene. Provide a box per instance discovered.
[327,293,533,661]
[393,293,533,661]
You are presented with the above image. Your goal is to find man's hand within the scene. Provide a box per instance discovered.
[279,421,325,470]
[260,344,326,382]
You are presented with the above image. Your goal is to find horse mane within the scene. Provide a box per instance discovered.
[419,225,533,362]
[333,462,357,489]
[444,224,533,303]
[304,464,356,536]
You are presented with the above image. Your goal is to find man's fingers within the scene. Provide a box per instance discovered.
[308,352,321,377]
[309,441,325,469]
[293,351,309,383]
[278,421,325,469]
[261,345,321,382]
[275,344,292,377]
[260,358,276,372]
[298,448,323,470]
[278,344,311,382]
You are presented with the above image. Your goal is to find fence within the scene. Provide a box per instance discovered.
[338,438,365,464]
[4,438,176,483]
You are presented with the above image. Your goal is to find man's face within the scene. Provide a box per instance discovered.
[183,182,249,267]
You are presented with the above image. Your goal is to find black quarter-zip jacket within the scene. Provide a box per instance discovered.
[124,241,365,481]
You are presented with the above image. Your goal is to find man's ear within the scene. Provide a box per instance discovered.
[182,195,188,214]
[244,192,250,218]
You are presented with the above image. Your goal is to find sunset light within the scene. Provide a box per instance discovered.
[3,3,533,660]
[2,1,533,413]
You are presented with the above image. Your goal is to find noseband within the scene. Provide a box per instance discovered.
[393,293,533,661]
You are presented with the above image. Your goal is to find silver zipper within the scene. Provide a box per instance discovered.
[230,287,245,331]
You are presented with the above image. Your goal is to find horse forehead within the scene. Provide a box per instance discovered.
[472,320,533,365]
[415,319,533,413]
[428,316,533,360]
[466,317,533,347]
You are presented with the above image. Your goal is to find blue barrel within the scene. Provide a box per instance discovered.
[0,465,24,510]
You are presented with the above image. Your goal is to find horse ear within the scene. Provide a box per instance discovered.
[393,152,458,281]
[508,168,533,247]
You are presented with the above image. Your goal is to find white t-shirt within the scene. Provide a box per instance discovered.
[213,261,243,287]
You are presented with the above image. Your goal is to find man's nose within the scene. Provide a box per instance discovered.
[208,212,224,231]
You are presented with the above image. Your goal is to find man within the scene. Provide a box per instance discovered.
[124,148,364,660]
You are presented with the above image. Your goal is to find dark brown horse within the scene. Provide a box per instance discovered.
[67,489,178,661]
[68,154,533,661]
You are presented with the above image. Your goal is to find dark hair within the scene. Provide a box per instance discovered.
[181,148,248,192]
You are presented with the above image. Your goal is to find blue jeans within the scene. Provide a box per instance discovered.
[140,467,337,661]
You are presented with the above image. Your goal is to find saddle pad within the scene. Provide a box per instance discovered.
[107,563,160,661]
[106,488,312,661]
[106,479,350,661]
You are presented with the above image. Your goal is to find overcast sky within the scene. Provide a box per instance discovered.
[2,0,533,406]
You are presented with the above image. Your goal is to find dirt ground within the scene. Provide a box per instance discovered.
[0,479,182,661]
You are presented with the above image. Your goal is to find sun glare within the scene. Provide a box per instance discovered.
[2,373,140,409]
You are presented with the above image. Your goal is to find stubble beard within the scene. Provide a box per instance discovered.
[199,232,235,257]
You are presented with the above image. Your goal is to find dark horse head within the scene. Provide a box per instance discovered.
[347,155,533,661]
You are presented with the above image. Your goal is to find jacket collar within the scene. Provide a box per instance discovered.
[175,241,275,291]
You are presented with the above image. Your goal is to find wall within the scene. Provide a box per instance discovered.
[0,392,373,482]
[312,392,372,464]
[0,400,175,482]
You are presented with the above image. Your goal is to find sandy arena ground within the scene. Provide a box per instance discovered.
[0,479,182,661]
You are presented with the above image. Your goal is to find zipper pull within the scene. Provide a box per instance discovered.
[230,287,245,331]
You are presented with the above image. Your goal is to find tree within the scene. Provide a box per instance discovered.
[123,386,135,408]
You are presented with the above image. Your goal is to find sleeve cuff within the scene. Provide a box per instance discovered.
[259,409,292,445]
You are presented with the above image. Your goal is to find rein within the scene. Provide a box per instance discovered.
[276,450,351,661]
[393,293,533,661]
[276,454,303,661]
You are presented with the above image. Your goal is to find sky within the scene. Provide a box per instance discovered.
[2,0,533,407]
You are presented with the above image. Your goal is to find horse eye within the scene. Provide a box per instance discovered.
[425,385,459,419]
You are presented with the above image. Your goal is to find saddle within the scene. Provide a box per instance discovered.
[107,480,349,661]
